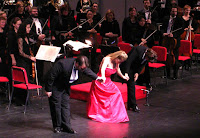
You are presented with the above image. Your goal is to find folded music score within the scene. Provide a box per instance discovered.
[63,40,91,51]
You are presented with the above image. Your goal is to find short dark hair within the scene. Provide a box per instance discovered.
[129,6,137,12]
[75,55,89,67]
[145,48,157,63]
[143,0,151,3]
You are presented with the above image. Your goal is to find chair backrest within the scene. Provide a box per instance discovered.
[194,34,200,49]
[179,40,192,56]
[96,33,103,45]
[152,46,167,62]
[118,36,123,43]
[12,66,29,85]
[117,42,132,54]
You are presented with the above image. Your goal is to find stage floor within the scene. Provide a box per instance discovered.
[0,68,200,137]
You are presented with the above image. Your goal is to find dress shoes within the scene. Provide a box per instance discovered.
[62,127,77,134]
[133,106,140,113]
[54,127,61,133]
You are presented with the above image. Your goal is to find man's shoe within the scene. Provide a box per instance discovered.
[54,127,61,133]
[62,127,77,134]
[133,106,140,112]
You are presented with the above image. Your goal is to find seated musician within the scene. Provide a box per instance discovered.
[51,3,77,52]
[161,5,184,79]
[100,9,120,46]
[135,15,155,88]
[78,10,99,71]
[122,6,138,45]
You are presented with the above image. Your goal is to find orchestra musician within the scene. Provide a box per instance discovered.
[25,6,49,83]
[78,10,99,71]
[138,0,158,30]
[51,3,77,52]
[122,6,138,45]
[8,17,22,67]
[91,2,101,24]
[161,5,184,79]
[76,0,92,13]
[0,17,7,77]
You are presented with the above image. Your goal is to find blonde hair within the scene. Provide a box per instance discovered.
[107,50,128,62]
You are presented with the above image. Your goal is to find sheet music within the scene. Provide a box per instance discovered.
[36,45,61,62]
[63,40,91,51]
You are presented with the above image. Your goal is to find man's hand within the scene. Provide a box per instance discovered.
[124,73,129,81]
[38,34,46,41]
[134,73,139,82]
[46,92,52,98]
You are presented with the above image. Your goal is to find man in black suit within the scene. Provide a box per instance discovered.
[121,46,157,112]
[161,5,184,79]
[45,56,102,133]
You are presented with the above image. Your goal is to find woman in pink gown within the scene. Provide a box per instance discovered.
[87,51,129,123]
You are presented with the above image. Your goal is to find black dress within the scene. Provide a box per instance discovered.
[0,31,7,76]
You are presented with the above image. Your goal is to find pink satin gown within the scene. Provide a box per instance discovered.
[87,68,129,123]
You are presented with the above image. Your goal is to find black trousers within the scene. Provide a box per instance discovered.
[127,71,137,109]
[48,86,71,129]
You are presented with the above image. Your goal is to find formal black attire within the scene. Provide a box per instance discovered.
[161,15,184,78]
[0,31,7,76]
[45,58,98,131]
[25,16,49,83]
[122,17,138,44]
[51,15,77,53]
[76,0,92,13]
[100,20,120,56]
[93,12,101,26]
[121,46,148,109]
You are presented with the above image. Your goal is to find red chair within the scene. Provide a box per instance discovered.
[192,34,200,69]
[117,42,132,54]
[178,40,192,78]
[96,33,103,53]
[148,46,168,84]
[8,66,42,114]
[0,76,10,102]
[118,36,123,43]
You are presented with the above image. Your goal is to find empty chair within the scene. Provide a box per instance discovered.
[148,46,168,85]
[117,42,132,54]
[8,66,42,114]
[178,40,192,78]
[0,76,10,102]
[192,34,200,69]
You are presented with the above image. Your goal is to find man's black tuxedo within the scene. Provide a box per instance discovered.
[45,58,97,130]
[121,46,148,109]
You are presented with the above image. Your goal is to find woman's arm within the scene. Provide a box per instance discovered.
[99,57,109,82]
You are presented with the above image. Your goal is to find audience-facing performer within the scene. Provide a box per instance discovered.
[76,0,92,13]
[0,17,7,76]
[88,51,129,123]
[91,2,101,24]
[100,9,120,46]
[122,6,138,44]
[51,3,77,52]
[45,55,102,133]
[161,5,184,79]
[121,46,157,112]
[8,17,22,66]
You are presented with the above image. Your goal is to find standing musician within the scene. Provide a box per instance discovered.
[161,5,184,79]
[25,6,49,83]
[181,5,197,41]
[138,0,159,30]
[76,0,92,13]
[91,2,101,24]
[122,6,138,45]
[51,3,77,53]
